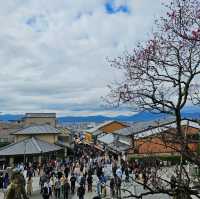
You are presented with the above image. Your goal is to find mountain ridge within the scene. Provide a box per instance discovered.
[0,110,199,123]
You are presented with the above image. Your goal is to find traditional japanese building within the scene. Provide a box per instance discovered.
[0,117,62,166]
[84,120,129,143]
[130,119,200,157]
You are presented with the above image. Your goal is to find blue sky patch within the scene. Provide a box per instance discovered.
[26,15,48,32]
[26,16,37,26]
[105,0,129,14]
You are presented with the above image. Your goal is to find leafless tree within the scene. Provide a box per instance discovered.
[106,0,200,198]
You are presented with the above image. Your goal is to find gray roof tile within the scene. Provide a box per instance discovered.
[0,137,62,156]
[114,118,176,136]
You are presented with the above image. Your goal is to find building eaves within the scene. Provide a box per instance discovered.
[0,137,62,156]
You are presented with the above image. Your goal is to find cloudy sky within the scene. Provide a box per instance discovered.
[0,0,165,116]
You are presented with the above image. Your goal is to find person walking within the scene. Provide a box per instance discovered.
[70,173,76,194]
[63,179,70,199]
[3,173,9,189]
[77,184,85,199]
[42,182,50,199]
[39,174,47,193]
[115,175,121,199]
[6,171,28,199]
[96,179,101,198]
[60,174,66,194]
[87,173,93,192]
[54,178,61,198]
[26,176,33,196]
[80,175,86,189]
[110,177,115,198]
[50,174,56,195]
[0,173,3,191]
[125,166,129,182]
[100,174,107,197]
[64,165,70,178]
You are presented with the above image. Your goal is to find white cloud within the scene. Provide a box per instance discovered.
[0,0,164,116]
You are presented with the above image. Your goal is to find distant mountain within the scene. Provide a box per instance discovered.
[114,112,169,122]
[0,109,199,123]
[58,115,112,123]
[58,111,200,123]
[0,114,24,122]
[182,112,200,120]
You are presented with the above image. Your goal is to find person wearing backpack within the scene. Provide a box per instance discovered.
[77,184,85,199]
[42,183,50,199]
[39,174,47,193]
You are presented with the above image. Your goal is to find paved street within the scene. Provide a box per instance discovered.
[29,190,170,199]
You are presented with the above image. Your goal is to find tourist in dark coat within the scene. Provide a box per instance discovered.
[0,173,3,189]
[3,173,9,189]
[70,173,76,194]
[87,174,93,192]
[77,184,85,199]
[63,179,70,199]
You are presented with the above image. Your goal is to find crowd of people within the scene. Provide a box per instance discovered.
[38,144,126,199]
[36,143,151,199]
[0,143,154,199]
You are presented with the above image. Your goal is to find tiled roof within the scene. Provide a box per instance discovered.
[85,120,128,134]
[12,124,59,135]
[118,119,200,139]
[135,119,200,138]
[114,118,176,136]
[0,137,62,156]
